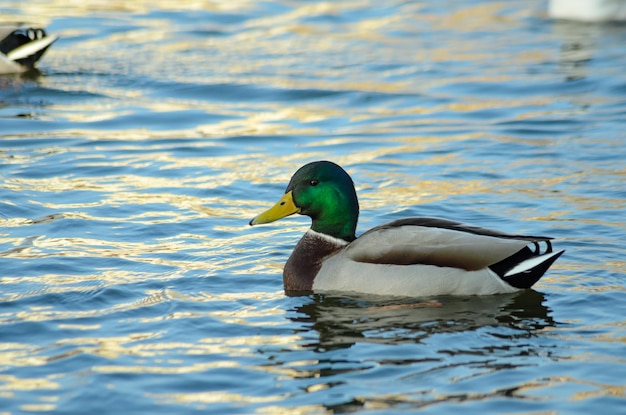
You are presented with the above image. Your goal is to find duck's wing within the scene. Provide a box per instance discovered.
[345,217,552,271]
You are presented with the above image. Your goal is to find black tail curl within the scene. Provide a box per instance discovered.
[489,242,564,289]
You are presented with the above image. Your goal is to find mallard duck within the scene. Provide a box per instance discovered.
[0,25,57,74]
[549,0,626,21]
[250,161,565,296]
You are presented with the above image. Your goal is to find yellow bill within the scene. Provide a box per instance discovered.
[250,191,300,225]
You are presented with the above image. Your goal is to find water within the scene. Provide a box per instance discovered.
[1,1,625,413]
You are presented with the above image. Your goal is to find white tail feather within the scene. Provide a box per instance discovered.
[504,250,562,277]
[6,35,58,61]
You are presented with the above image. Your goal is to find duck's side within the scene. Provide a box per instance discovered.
[308,218,564,297]
[0,25,57,74]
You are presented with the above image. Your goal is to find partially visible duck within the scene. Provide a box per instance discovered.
[250,161,565,297]
[549,0,626,22]
[0,24,57,74]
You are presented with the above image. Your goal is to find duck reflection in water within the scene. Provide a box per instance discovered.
[274,290,557,412]
[290,290,555,351]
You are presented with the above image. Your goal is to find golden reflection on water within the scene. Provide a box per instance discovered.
[0,344,48,368]
[0,290,169,323]
[427,3,528,32]
[20,0,551,98]
[0,374,59,413]
[143,335,328,411]
[21,0,257,16]
[149,390,283,408]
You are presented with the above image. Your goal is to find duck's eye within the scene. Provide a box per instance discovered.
[309,179,319,186]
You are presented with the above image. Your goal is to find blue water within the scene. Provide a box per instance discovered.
[1,1,625,414]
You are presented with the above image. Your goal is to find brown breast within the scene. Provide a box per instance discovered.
[283,231,345,294]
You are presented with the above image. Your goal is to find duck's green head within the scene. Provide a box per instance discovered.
[250,161,359,242]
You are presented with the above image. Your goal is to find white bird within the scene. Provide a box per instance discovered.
[0,25,57,75]
[549,0,626,22]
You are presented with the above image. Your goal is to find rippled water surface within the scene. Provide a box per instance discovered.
[1,1,625,414]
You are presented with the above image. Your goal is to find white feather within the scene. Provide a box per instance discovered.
[504,250,563,277]
[308,229,349,247]
[6,35,58,61]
